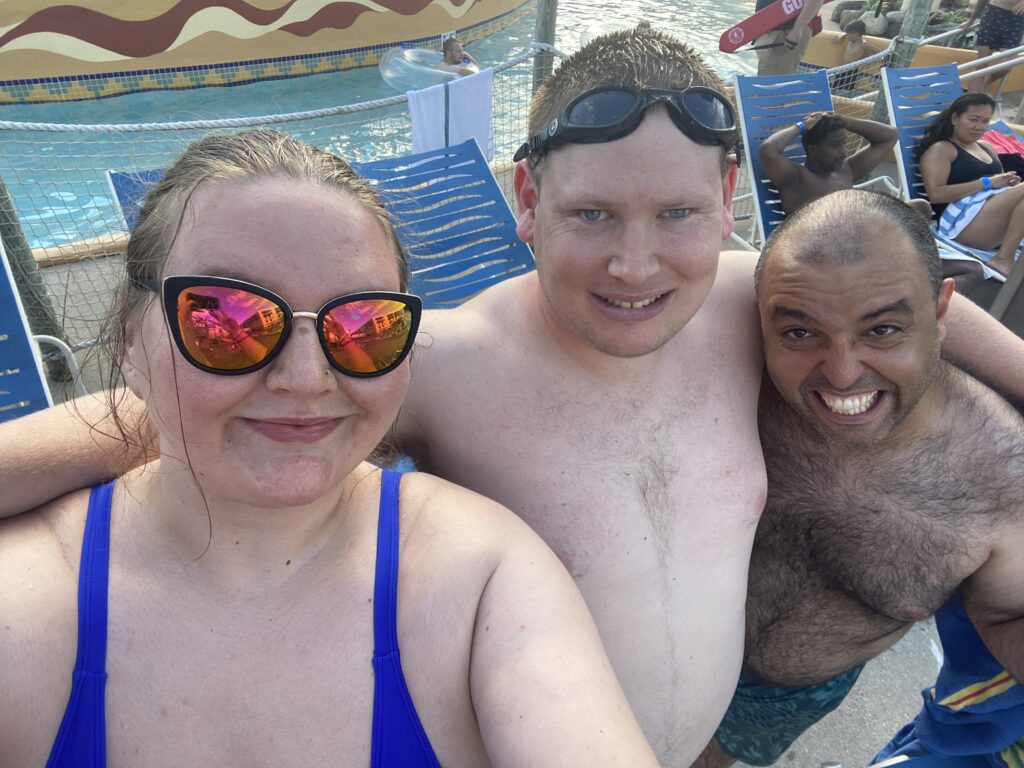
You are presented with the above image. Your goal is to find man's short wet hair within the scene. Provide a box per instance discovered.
[526,22,737,179]
[755,189,943,299]
[801,115,847,153]
[442,37,461,54]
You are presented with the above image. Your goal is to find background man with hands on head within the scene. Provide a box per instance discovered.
[758,110,932,219]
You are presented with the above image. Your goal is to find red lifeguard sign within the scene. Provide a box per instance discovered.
[719,0,837,53]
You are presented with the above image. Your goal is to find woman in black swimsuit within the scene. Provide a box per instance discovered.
[919,92,1023,276]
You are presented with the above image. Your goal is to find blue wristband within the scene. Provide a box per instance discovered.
[796,121,806,134]
[982,176,992,190]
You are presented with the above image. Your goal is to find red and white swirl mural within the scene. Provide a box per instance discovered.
[0,0,527,81]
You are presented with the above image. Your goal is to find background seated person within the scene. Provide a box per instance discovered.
[758,111,931,219]
[0,129,658,768]
[829,20,882,92]
[832,19,882,64]
[919,92,1024,277]
[438,37,479,76]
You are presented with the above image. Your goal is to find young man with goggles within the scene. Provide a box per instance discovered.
[512,85,736,162]
[2,23,1024,767]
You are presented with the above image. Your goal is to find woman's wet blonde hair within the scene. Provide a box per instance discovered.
[100,128,408,457]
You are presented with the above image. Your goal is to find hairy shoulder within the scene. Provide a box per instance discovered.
[943,364,1024,447]
[935,365,1024,518]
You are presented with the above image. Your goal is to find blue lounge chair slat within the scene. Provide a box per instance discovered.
[106,139,534,310]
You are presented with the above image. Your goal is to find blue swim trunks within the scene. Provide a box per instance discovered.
[715,665,864,766]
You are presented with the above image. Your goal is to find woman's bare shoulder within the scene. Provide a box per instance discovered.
[922,140,956,161]
[0,488,88,745]
[399,471,524,534]
[396,471,549,568]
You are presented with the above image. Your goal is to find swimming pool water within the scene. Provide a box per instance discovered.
[0,0,756,250]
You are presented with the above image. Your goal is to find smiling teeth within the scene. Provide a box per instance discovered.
[820,391,879,415]
[604,294,664,309]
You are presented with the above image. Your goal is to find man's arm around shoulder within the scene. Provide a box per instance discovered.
[0,390,150,517]
[957,377,1024,682]
[943,293,1024,406]
[963,516,1024,683]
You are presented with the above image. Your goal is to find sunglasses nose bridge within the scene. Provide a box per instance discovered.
[264,312,338,391]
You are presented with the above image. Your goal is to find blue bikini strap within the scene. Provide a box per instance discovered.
[372,470,402,658]
[77,481,113,674]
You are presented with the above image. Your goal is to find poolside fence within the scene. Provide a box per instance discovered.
[0,44,560,384]
[0,27,988,395]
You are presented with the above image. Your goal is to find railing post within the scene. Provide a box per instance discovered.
[869,0,934,122]
[0,173,70,380]
[532,0,558,93]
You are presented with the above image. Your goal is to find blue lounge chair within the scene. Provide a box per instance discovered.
[880,64,1007,283]
[107,139,533,309]
[106,168,165,231]
[0,241,52,423]
[733,68,899,247]
[352,138,534,309]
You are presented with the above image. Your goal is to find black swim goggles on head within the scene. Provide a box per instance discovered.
[513,85,737,163]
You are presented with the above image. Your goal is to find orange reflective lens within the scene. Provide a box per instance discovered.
[175,285,285,371]
[319,297,416,375]
[149,276,421,378]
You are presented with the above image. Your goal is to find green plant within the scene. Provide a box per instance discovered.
[869,0,899,14]
[928,8,969,25]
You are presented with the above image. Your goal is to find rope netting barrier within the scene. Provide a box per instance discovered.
[801,38,898,100]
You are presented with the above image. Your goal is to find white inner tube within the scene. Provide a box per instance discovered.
[379,47,479,93]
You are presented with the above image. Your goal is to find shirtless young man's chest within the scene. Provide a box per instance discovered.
[400,260,768,765]
[746,368,1024,688]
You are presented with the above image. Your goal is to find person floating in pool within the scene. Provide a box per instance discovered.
[438,37,479,76]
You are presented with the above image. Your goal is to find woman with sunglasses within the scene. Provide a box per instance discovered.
[0,130,657,767]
